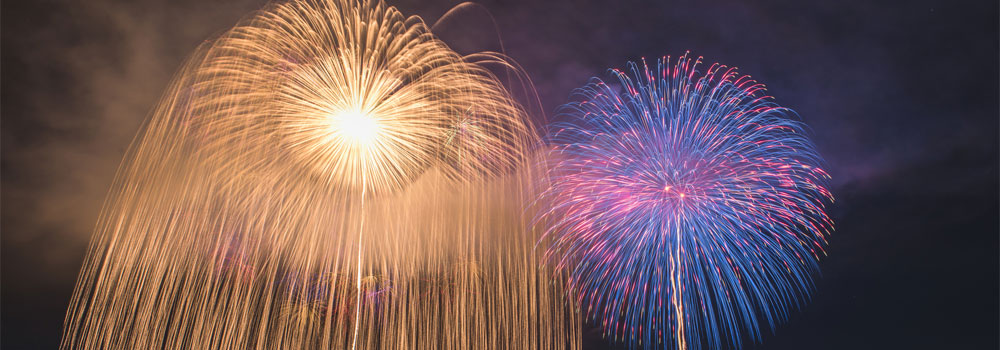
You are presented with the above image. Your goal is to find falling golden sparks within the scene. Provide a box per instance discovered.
[61,0,579,349]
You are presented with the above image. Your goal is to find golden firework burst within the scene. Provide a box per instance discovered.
[61,1,579,349]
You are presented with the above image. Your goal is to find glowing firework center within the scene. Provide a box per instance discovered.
[330,108,382,152]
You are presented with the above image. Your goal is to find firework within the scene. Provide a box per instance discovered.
[62,0,578,349]
[536,54,833,349]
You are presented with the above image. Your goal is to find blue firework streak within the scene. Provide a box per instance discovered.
[537,54,833,349]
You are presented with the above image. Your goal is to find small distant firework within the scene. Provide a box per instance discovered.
[537,54,833,349]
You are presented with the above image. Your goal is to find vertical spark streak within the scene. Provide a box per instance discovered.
[670,224,685,350]
[352,174,366,350]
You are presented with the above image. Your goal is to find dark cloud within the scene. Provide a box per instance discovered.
[3,0,996,348]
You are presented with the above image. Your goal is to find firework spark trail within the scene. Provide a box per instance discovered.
[62,0,579,349]
[536,54,833,350]
[352,174,366,350]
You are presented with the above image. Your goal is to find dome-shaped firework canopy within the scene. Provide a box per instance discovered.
[61,1,577,350]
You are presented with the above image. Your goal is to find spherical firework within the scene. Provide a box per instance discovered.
[536,54,833,349]
[190,0,533,195]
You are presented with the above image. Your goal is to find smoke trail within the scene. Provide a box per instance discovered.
[62,1,579,349]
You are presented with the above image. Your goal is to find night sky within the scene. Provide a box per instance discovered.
[2,0,997,349]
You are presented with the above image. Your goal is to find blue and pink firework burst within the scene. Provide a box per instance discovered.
[536,54,833,349]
